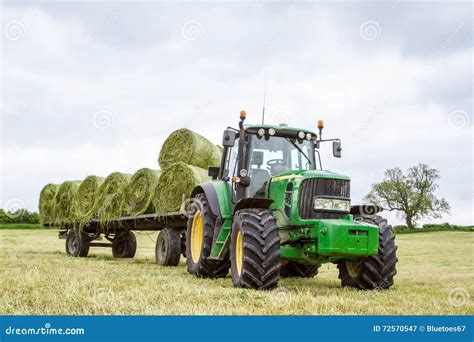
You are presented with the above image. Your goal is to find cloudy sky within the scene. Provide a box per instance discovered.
[1,0,472,225]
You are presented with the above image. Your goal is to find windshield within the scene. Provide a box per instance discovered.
[246,134,315,197]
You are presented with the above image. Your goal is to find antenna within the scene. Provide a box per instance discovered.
[262,70,267,125]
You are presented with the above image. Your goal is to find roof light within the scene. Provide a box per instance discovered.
[240,110,246,119]
[317,120,324,129]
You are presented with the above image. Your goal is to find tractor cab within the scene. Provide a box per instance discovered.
[216,111,342,204]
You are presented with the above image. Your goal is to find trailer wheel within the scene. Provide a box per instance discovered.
[156,228,181,266]
[65,229,90,257]
[112,231,137,258]
[186,193,230,278]
[280,261,320,278]
[231,208,281,290]
[337,216,398,290]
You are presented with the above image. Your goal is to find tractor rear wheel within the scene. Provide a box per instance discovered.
[280,261,320,278]
[112,230,137,258]
[65,229,90,257]
[156,228,181,266]
[231,208,281,290]
[186,193,230,278]
[337,215,398,289]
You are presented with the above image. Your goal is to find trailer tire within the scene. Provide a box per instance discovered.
[337,215,398,289]
[186,193,230,278]
[65,229,90,257]
[156,228,181,266]
[231,208,281,290]
[112,230,137,258]
[280,261,320,278]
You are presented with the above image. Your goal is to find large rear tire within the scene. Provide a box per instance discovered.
[280,261,320,278]
[186,193,230,278]
[112,230,137,258]
[65,229,90,257]
[231,208,281,290]
[337,215,398,289]
[156,228,181,266]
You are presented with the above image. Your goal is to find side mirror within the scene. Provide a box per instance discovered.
[333,141,342,158]
[222,129,236,147]
[208,167,220,180]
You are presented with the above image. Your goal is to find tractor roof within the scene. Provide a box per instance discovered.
[245,124,317,136]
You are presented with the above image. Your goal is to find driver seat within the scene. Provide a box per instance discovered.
[249,151,271,197]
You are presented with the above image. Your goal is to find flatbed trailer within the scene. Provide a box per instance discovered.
[57,212,188,266]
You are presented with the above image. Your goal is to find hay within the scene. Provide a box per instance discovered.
[39,183,60,225]
[123,168,161,217]
[54,181,82,225]
[154,162,210,213]
[94,172,130,223]
[74,175,104,224]
[158,128,222,170]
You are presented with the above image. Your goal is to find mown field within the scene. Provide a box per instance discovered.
[0,229,472,315]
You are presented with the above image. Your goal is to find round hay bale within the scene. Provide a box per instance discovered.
[158,128,222,170]
[94,172,130,223]
[54,181,82,225]
[123,168,161,217]
[39,183,60,225]
[74,175,104,224]
[154,162,210,214]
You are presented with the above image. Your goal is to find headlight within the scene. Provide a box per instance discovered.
[298,131,305,139]
[257,128,265,137]
[306,133,312,140]
[314,198,350,212]
[268,128,276,136]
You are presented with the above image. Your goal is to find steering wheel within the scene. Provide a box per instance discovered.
[267,159,285,168]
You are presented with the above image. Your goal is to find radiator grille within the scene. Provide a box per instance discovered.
[298,178,350,219]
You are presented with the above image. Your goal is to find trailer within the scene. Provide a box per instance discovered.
[58,211,188,266]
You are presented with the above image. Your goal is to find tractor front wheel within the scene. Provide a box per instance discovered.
[231,208,281,290]
[337,216,398,289]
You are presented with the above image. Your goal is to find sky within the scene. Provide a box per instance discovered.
[1,0,472,226]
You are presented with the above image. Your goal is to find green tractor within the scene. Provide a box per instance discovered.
[186,111,397,290]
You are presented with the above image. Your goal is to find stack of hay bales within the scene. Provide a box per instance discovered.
[38,128,221,226]
[154,129,221,213]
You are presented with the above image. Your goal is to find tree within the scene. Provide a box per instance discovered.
[364,163,450,228]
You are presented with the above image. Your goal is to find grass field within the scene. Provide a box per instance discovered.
[0,229,472,315]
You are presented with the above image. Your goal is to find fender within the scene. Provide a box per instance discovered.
[350,204,383,216]
[191,181,233,218]
[232,197,274,217]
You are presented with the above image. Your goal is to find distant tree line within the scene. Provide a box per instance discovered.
[0,209,40,224]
